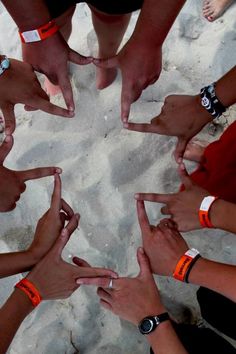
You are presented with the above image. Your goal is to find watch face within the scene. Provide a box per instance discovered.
[139,318,154,334]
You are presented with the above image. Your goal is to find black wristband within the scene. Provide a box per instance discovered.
[200,83,226,120]
[184,254,201,283]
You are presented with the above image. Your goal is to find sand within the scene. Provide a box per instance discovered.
[0,0,236,353]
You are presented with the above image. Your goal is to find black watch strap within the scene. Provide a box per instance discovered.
[138,312,170,335]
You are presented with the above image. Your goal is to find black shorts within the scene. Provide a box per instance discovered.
[46,1,143,18]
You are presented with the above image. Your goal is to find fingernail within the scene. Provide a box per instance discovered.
[75,213,80,221]
[5,135,10,142]
[123,123,128,128]
[76,279,84,284]
[56,167,62,174]
[112,273,119,279]
[139,247,144,254]
[93,59,100,64]
[61,228,67,236]
[177,157,182,164]
[134,193,139,199]
[68,106,74,112]
[68,111,75,117]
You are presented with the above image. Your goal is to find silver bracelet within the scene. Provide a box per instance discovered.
[0,56,10,76]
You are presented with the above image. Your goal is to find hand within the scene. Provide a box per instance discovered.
[94,38,162,121]
[27,173,74,262]
[27,217,118,300]
[77,248,165,325]
[135,163,210,232]
[0,135,61,212]
[0,58,75,134]
[137,198,188,275]
[22,32,92,112]
[124,95,212,162]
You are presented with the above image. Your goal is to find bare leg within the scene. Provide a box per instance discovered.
[90,6,131,90]
[44,6,75,96]
[202,0,234,21]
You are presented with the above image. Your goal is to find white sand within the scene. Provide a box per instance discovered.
[0,0,236,353]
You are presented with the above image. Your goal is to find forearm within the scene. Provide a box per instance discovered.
[0,251,37,278]
[188,258,236,302]
[147,321,188,354]
[215,66,236,107]
[132,0,186,46]
[1,1,51,31]
[210,199,236,233]
[0,289,34,353]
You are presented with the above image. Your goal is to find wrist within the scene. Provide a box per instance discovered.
[187,257,209,284]
[135,305,166,325]
[194,94,213,124]
[13,288,35,313]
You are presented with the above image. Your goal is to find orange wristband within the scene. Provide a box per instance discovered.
[19,20,59,43]
[199,196,218,228]
[173,248,200,282]
[15,278,42,307]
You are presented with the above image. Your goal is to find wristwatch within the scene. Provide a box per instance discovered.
[138,312,170,335]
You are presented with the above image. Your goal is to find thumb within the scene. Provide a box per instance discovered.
[52,228,70,257]
[69,49,93,65]
[1,104,16,135]
[0,135,13,164]
[93,56,119,69]
[178,162,193,189]
[137,247,152,278]
[174,138,188,163]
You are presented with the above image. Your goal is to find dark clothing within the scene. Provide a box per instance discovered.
[46,0,143,18]
[150,287,236,354]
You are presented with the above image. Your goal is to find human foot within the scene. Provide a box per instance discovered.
[183,139,209,163]
[202,0,234,21]
[96,66,117,90]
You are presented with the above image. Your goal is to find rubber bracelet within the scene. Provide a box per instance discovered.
[199,196,218,228]
[173,248,200,282]
[200,83,226,120]
[15,278,42,307]
[19,20,59,43]
[0,55,10,76]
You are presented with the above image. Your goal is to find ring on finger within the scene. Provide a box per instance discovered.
[108,278,113,289]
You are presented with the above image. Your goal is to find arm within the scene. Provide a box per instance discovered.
[125,65,236,162]
[136,202,236,302]
[77,248,187,354]
[94,0,185,121]
[0,289,34,354]
[1,1,92,111]
[136,162,236,233]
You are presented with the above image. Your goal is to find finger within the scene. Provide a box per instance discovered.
[76,277,118,288]
[73,256,91,268]
[52,214,79,256]
[135,193,173,204]
[97,287,112,302]
[93,56,119,69]
[58,73,75,112]
[50,174,61,211]
[65,213,80,235]
[27,95,75,118]
[1,105,16,135]
[161,206,170,215]
[76,266,118,280]
[136,200,151,236]
[59,211,67,226]
[16,166,62,182]
[123,122,157,133]
[121,83,133,122]
[0,135,13,164]
[160,218,177,230]
[178,162,193,189]
[61,198,74,218]
[69,49,93,65]
[174,138,188,163]
[137,247,152,278]
[24,105,38,111]
[100,299,112,311]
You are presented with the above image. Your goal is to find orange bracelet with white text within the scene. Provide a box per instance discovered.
[199,196,218,228]
[173,248,201,282]
[19,20,59,43]
[15,278,42,307]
